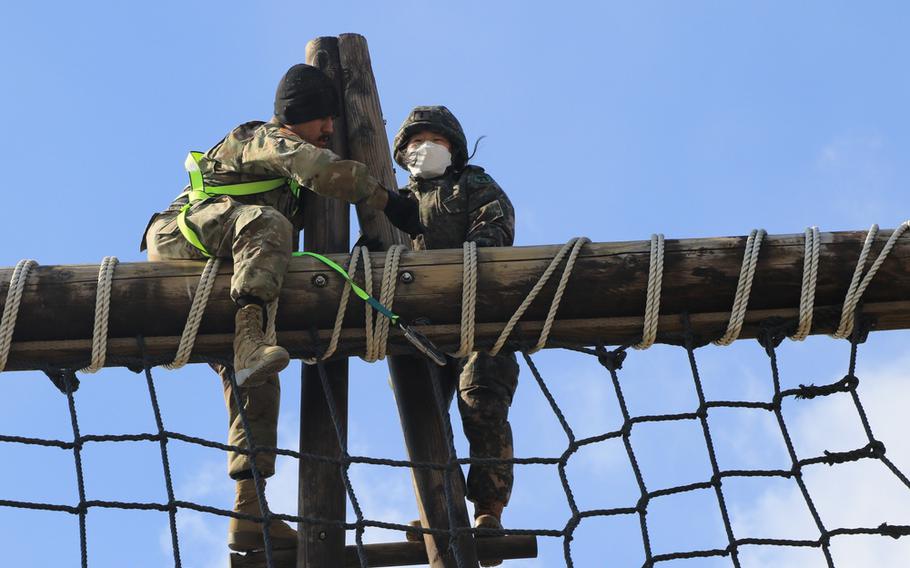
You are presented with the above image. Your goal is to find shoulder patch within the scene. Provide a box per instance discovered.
[468,172,494,187]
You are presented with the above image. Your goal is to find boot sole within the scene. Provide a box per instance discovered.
[228,531,297,552]
[235,352,291,387]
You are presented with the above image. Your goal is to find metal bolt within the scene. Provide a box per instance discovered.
[400,271,415,284]
[318,530,327,540]
[312,274,328,288]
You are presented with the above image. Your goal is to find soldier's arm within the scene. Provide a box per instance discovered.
[242,126,387,209]
[465,172,515,248]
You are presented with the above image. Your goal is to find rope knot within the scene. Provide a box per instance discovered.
[822,441,885,465]
[597,348,626,372]
[878,522,910,539]
[757,322,788,353]
[43,369,80,395]
[635,495,649,514]
[794,375,859,400]
[842,374,860,392]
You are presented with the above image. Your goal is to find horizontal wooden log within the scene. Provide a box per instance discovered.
[2,230,909,371]
[230,535,538,567]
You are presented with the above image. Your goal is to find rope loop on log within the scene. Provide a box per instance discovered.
[165,258,221,370]
[300,247,361,365]
[2,222,909,372]
[832,221,910,339]
[79,256,119,373]
[449,242,478,359]
[632,234,665,350]
[790,227,820,341]
[362,245,405,363]
[0,259,38,373]
[490,237,590,357]
[714,229,766,346]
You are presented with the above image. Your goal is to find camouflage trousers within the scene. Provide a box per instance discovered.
[144,197,293,479]
[452,351,520,510]
[216,364,280,478]
[144,196,293,303]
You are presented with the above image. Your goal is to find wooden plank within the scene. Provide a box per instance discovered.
[2,231,910,370]
[231,535,537,567]
[336,33,479,568]
[296,36,350,568]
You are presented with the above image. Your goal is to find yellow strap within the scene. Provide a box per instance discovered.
[185,151,294,202]
[178,152,302,257]
[177,203,213,258]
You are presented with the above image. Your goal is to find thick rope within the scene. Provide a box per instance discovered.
[300,247,361,365]
[2,223,907,373]
[79,256,119,373]
[360,247,376,361]
[490,237,590,357]
[165,258,221,369]
[832,221,910,339]
[713,229,766,346]
[449,242,478,358]
[529,237,590,354]
[790,227,819,341]
[362,245,405,362]
[0,259,38,372]
[632,234,665,350]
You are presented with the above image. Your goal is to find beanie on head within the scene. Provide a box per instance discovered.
[274,64,340,124]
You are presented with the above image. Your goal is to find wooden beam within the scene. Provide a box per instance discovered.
[2,231,909,370]
[296,36,350,568]
[231,535,538,568]
[337,32,408,248]
[336,33,479,568]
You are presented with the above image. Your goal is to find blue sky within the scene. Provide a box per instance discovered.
[1,2,910,567]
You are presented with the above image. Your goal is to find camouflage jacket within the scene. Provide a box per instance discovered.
[401,166,515,250]
[149,117,377,232]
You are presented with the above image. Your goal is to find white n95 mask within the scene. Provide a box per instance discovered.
[406,141,452,179]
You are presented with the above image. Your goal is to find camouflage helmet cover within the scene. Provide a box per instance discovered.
[393,106,468,171]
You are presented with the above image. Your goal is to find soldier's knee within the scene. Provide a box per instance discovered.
[236,206,293,251]
[459,389,510,428]
[257,207,293,234]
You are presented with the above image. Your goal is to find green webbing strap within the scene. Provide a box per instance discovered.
[177,203,213,258]
[185,152,298,201]
[178,151,300,257]
[292,251,400,324]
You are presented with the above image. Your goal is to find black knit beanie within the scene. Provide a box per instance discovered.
[274,64,340,124]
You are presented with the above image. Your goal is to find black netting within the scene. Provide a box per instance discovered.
[1,316,908,568]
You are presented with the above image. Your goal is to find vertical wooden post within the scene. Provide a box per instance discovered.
[337,33,479,568]
[297,36,351,568]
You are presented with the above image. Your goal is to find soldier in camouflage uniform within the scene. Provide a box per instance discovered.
[393,106,519,562]
[141,64,421,552]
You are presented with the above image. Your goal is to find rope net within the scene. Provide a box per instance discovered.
[1,228,909,566]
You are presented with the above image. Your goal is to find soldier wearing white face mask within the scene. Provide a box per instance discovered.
[393,106,518,566]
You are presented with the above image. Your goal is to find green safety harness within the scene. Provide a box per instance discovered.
[177,151,301,258]
[178,152,446,366]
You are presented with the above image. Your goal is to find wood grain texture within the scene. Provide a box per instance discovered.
[297,35,351,568]
[336,32,478,568]
[337,33,408,247]
[3,230,909,370]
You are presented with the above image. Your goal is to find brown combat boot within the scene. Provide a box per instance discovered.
[475,505,505,567]
[233,304,289,388]
[228,478,297,552]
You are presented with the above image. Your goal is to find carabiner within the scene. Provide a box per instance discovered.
[399,322,447,366]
